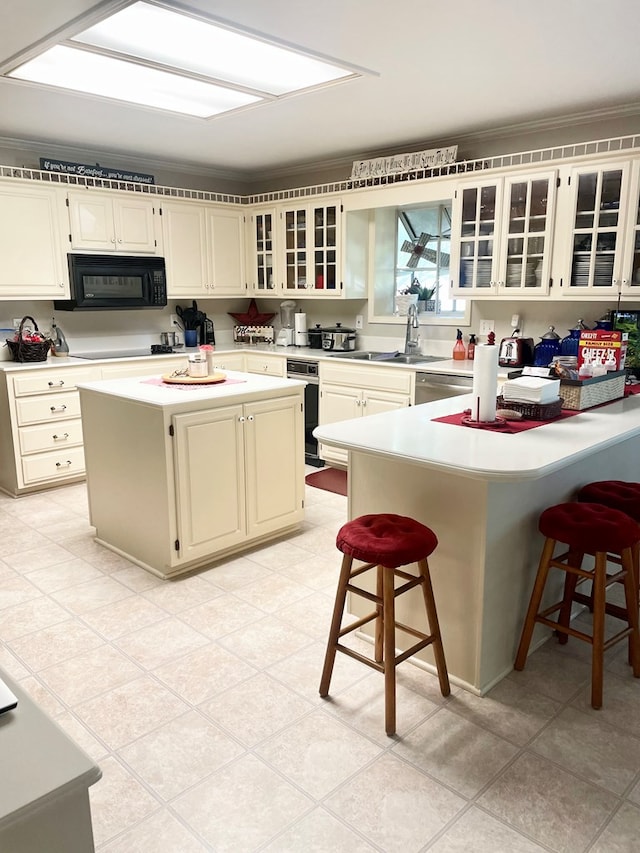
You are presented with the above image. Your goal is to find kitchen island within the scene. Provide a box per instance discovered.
[314,392,640,694]
[78,370,305,579]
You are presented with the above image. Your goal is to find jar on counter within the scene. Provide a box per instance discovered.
[533,326,561,367]
[188,352,208,377]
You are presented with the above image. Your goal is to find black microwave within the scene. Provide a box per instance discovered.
[54,254,167,310]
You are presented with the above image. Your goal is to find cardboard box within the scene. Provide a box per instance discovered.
[578,330,628,370]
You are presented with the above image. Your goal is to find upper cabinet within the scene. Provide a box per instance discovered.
[451,170,557,298]
[281,200,341,295]
[67,190,160,254]
[162,200,246,297]
[0,183,69,298]
[557,161,631,297]
[247,208,277,294]
[619,159,640,296]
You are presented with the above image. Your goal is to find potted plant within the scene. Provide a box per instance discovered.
[417,285,436,313]
[395,281,421,315]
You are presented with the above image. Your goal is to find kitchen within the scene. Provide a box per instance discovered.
[3,1,640,851]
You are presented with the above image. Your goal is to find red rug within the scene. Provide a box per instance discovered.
[305,467,348,496]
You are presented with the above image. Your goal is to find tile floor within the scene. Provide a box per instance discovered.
[1,473,640,851]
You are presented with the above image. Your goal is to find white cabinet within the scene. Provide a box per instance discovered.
[247,208,278,294]
[210,352,246,371]
[67,190,160,253]
[80,382,305,578]
[0,364,99,495]
[319,361,413,466]
[279,199,342,295]
[619,158,640,296]
[244,352,286,377]
[162,200,246,296]
[451,171,557,297]
[557,160,631,297]
[0,183,68,298]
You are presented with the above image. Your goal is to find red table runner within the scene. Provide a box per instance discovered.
[142,376,247,391]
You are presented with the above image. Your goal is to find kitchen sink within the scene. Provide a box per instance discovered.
[326,350,443,365]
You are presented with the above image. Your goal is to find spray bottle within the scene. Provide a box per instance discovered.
[453,328,466,360]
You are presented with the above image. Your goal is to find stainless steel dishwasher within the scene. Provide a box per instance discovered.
[286,358,324,467]
[414,371,473,404]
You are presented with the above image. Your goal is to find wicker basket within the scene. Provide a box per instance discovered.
[496,395,564,420]
[559,371,626,411]
[5,316,51,363]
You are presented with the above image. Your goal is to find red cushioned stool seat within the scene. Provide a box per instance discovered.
[515,502,640,709]
[320,513,449,735]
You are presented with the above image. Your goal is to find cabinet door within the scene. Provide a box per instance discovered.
[244,395,304,538]
[451,179,503,295]
[497,171,557,296]
[210,353,245,371]
[0,184,68,297]
[67,191,114,250]
[206,208,246,294]
[311,201,340,293]
[282,206,308,292]
[319,384,361,425]
[363,389,411,416]
[244,353,285,376]
[172,405,246,562]
[112,196,158,253]
[162,201,208,295]
[248,209,278,293]
[620,159,640,295]
[561,161,630,295]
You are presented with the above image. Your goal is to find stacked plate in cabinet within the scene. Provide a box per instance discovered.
[506,259,538,287]
[461,257,492,286]
[571,255,614,287]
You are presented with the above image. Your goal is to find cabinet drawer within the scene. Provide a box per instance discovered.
[18,418,84,455]
[16,393,81,426]
[320,362,413,393]
[12,368,96,396]
[244,354,285,376]
[211,353,245,371]
[22,446,85,485]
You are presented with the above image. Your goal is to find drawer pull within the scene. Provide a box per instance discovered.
[52,433,69,441]
[50,405,67,412]
[55,460,72,468]
[47,380,65,387]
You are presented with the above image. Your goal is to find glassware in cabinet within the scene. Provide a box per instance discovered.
[452,180,502,293]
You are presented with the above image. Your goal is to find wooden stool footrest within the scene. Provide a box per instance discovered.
[335,643,384,673]
[338,612,377,637]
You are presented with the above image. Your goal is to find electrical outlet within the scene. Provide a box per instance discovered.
[170,314,181,328]
[12,318,22,330]
[479,319,495,335]
[511,314,521,330]
[355,314,364,330]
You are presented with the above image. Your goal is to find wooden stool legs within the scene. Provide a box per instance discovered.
[320,554,450,736]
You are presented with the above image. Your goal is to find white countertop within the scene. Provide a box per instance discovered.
[78,370,305,408]
[314,392,640,481]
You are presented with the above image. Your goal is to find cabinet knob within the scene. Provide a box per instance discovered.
[247,415,254,421]
[239,415,246,422]
[111,237,116,243]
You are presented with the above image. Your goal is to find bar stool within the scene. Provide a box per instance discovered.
[515,502,640,709]
[577,481,640,611]
[319,513,450,736]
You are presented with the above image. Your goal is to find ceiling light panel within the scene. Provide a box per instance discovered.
[9,45,261,117]
[71,1,355,95]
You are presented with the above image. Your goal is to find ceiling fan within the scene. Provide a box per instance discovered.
[400,232,450,268]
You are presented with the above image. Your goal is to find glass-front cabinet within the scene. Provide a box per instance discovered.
[496,171,557,296]
[280,200,341,294]
[248,208,277,293]
[620,159,640,295]
[450,179,503,295]
[561,161,631,296]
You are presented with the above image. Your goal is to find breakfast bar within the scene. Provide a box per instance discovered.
[314,392,640,694]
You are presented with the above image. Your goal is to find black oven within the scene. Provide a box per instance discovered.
[286,359,324,467]
[54,254,167,310]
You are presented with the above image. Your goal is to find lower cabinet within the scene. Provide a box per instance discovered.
[172,395,302,566]
[0,365,99,495]
[319,362,413,467]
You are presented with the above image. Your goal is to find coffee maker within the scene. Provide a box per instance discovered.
[276,300,296,346]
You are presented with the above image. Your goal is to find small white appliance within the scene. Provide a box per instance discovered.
[276,327,295,346]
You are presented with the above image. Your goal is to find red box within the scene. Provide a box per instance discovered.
[578,330,628,369]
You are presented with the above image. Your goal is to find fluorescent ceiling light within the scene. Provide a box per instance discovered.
[10,45,260,117]
[72,2,354,95]
[6,0,364,118]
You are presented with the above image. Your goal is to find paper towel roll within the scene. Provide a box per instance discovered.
[472,344,499,422]
[294,312,308,346]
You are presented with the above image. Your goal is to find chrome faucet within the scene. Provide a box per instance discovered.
[404,303,420,354]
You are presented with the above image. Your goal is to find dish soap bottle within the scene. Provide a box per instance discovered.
[467,333,476,360]
[453,329,466,360]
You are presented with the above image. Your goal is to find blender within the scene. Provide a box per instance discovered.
[276,300,296,346]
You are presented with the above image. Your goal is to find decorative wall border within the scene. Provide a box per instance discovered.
[2,133,640,206]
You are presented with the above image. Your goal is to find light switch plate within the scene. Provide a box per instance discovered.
[479,319,495,335]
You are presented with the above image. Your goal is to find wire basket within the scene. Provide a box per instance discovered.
[496,395,563,420]
[5,316,51,363]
